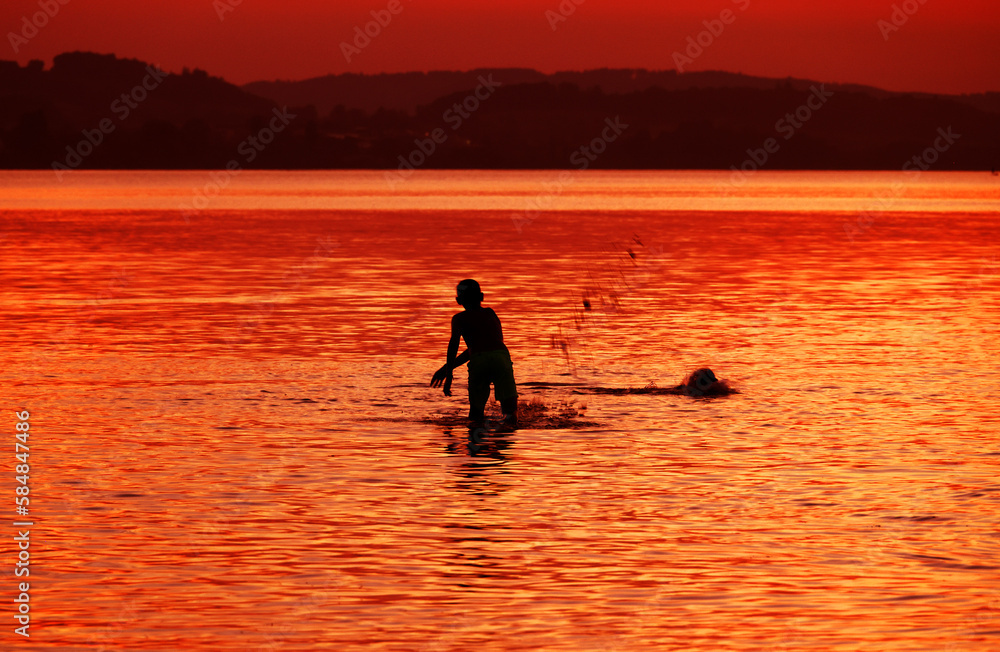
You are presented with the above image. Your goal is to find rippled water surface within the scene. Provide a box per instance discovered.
[2,171,999,651]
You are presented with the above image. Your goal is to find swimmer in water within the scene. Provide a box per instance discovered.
[676,368,728,397]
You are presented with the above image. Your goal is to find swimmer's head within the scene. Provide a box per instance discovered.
[685,368,718,396]
[456,279,484,307]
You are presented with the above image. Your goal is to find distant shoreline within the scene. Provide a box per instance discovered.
[2,53,997,173]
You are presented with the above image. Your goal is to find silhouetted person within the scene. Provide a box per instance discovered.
[430,279,518,427]
[677,368,727,397]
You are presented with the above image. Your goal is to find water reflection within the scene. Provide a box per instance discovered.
[440,426,513,489]
[2,171,999,650]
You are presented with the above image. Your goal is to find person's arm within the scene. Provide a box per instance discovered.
[446,321,461,369]
[431,347,469,376]
[449,349,471,369]
[430,316,469,395]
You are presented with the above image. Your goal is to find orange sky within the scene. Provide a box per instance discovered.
[3,0,999,93]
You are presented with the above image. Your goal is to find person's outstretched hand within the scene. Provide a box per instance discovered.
[430,366,453,396]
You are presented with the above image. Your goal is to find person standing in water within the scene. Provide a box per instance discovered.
[430,279,518,427]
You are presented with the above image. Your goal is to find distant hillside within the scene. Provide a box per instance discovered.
[245,69,545,117]
[384,82,999,171]
[1,52,997,170]
[960,92,1000,115]
[243,68,1000,116]
[0,52,282,168]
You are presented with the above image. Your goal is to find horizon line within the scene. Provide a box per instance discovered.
[10,51,999,98]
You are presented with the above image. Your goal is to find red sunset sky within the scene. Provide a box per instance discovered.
[3,0,999,94]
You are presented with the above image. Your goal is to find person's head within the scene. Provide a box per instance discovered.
[456,279,484,307]
[685,368,718,396]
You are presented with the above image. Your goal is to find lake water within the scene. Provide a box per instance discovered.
[2,170,999,651]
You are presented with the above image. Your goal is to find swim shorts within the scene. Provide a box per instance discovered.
[467,348,518,406]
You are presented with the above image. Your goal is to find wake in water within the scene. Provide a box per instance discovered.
[422,397,599,430]
[577,368,738,398]
[422,369,736,430]
[357,369,735,432]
